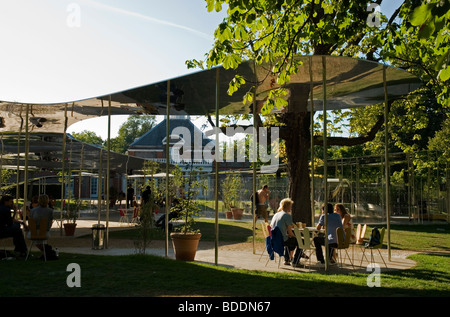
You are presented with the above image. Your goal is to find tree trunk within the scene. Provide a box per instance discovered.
[282,83,312,225]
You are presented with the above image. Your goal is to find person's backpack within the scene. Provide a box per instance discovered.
[44,244,59,261]
[366,227,381,247]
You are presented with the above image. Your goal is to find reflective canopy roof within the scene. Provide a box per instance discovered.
[0,55,421,173]
[0,132,147,174]
[0,55,421,134]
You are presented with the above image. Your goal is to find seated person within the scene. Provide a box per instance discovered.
[0,195,27,257]
[270,198,303,266]
[155,198,180,231]
[314,203,343,265]
[28,194,57,259]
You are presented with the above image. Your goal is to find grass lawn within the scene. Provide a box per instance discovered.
[1,220,449,298]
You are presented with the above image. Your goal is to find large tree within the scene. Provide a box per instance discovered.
[189,0,450,224]
[110,115,156,153]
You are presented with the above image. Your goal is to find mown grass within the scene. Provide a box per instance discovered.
[1,221,449,297]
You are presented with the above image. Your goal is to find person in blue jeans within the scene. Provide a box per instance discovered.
[314,203,343,265]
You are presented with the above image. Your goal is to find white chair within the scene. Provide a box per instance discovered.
[293,227,316,271]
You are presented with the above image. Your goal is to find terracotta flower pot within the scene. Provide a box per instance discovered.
[231,208,244,220]
[63,223,77,236]
[225,211,233,219]
[170,232,201,261]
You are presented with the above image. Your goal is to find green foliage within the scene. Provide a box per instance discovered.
[193,0,450,157]
[71,115,156,153]
[134,199,155,254]
[221,172,243,210]
[194,0,377,114]
[111,115,156,153]
[170,166,206,234]
[71,130,104,146]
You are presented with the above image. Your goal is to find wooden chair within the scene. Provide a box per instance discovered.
[258,222,270,261]
[26,218,49,261]
[336,227,354,269]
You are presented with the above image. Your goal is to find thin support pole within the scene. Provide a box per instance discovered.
[60,104,68,236]
[105,96,111,249]
[447,161,450,223]
[97,149,103,225]
[165,80,170,257]
[252,75,258,255]
[23,105,30,228]
[322,56,329,270]
[78,143,84,219]
[67,138,73,228]
[15,105,23,211]
[215,68,220,265]
[383,66,391,261]
[309,56,315,226]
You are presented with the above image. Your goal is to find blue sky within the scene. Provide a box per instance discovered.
[0,0,226,138]
[0,0,404,139]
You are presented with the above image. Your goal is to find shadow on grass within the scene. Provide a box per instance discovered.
[107,219,260,244]
[1,252,449,297]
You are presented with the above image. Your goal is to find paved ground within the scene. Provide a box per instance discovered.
[32,217,418,274]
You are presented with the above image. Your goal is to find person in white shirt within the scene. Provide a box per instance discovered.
[270,198,303,267]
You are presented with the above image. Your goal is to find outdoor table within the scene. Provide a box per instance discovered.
[302,227,324,237]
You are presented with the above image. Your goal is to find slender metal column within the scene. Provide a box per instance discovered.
[67,138,73,230]
[78,143,84,219]
[105,95,111,248]
[15,105,23,210]
[322,56,329,270]
[165,80,170,257]
[215,68,220,264]
[97,149,102,224]
[252,61,258,255]
[447,161,449,223]
[60,104,68,235]
[383,66,391,261]
[309,56,315,226]
[23,105,30,228]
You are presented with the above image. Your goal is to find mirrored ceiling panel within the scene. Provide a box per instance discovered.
[0,132,148,173]
[0,55,421,135]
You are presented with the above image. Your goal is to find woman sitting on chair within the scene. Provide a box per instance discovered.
[334,204,356,244]
[28,194,55,258]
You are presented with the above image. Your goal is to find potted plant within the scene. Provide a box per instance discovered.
[63,200,78,236]
[221,173,243,220]
[170,165,205,261]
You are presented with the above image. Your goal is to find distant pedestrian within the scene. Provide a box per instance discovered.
[126,184,134,208]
